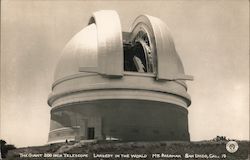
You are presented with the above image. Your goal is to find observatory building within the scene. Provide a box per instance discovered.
[48,10,193,143]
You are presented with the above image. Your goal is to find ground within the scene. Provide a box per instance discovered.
[5,140,250,160]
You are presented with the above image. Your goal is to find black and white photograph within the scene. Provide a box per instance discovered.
[0,0,249,159]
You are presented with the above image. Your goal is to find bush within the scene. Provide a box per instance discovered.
[0,139,16,158]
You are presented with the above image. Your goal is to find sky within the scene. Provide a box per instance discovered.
[0,0,249,147]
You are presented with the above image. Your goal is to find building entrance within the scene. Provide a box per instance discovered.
[87,127,95,139]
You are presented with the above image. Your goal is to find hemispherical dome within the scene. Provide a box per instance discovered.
[53,10,193,84]
[54,23,98,82]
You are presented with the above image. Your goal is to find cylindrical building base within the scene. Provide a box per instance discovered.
[48,99,190,143]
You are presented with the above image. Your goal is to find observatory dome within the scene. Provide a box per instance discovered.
[54,23,98,81]
[48,10,193,143]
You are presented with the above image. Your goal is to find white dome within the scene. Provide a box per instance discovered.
[54,23,98,82]
[48,10,192,107]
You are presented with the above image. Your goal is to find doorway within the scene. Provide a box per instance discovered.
[87,127,95,139]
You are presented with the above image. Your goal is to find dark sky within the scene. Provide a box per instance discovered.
[1,0,249,147]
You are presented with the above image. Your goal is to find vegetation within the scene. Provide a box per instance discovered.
[0,139,16,158]
[5,139,249,160]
